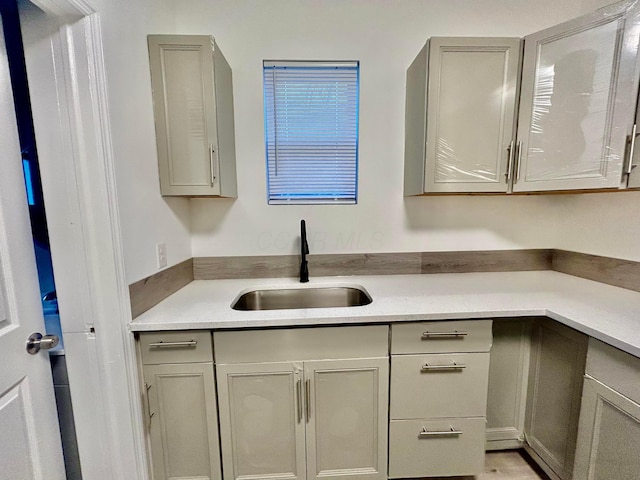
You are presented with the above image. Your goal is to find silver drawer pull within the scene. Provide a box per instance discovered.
[421,362,466,371]
[419,426,462,437]
[422,330,467,339]
[148,340,197,348]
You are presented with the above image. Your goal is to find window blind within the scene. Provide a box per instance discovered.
[263,61,359,204]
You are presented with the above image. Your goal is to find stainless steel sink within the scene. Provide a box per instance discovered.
[232,286,372,311]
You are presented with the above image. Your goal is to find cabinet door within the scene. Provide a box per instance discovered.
[424,37,521,193]
[216,362,306,480]
[514,1,640,192]
[573,376,640,480]
[525,319,588,480]
[304,358,388,480]
[143,363,221,480]
[148,35,220,196]
[486,319,531,450]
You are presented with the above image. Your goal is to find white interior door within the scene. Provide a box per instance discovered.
[0,17,65,480]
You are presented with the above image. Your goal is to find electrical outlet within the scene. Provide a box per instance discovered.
[156,243,167,269]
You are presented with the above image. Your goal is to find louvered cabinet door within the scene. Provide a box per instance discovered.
[216,362,306,480]
[304,358,389,480]
[144,363,221,480]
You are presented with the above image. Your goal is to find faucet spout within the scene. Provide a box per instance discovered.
[300,219,309,283]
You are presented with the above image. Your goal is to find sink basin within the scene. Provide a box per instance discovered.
[232,286,372,311]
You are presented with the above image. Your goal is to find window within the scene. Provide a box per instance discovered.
[263,61,359,204]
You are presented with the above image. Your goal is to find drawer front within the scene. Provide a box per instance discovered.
[388,417,486,478]
[391,320,492,354]
[586,338,640,404]
[214,325,389,364]
[139,331,213,365]
[390,352,490,419]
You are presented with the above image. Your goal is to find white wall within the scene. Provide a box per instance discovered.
[96,0,193,284]
[108,0,640,282]
[554,191,640,261]
[178,0,607,258]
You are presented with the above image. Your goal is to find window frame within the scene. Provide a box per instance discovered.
[263,60,360,205]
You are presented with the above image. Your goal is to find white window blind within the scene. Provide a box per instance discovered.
[263,61,359,204]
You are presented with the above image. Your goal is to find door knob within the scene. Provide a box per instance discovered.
[26,332,59,355]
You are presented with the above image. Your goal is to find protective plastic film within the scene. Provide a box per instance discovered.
[435,137,500,182]
[433,47,513,184]
[525,19,621,181]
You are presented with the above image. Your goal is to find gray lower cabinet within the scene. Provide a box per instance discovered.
[389,320,493,478]
[573,339,640,480]
[134,320,640,480]
[138,331,221,480]
[214,326,389,480]
[525,318,588,480]
[486,319,531,450]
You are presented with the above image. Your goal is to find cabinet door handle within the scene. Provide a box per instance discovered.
[296,378,303,423]
[421,331,467,339]
[419,426,462,437]
[148,340,197,348]
[421,362,466,371]
[305,379,311,423]
[626,124,639,176]
[209,143,217,186]
[144,382,155,430]
[515,141,523,182]
[505,141,515,183]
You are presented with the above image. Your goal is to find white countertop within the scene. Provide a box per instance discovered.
[130,271,640,358]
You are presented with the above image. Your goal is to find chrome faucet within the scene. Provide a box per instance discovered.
[300,219,309,283]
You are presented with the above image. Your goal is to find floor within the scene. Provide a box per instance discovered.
[430,450,550,480]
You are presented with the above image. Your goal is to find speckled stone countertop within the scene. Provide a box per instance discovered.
[130,271,640,358]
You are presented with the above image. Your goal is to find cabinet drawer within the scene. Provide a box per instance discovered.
[586,338,640,404]
[391,320,492,354]
[390,352,490,419]
[139,331,213,365]
[388,417,486,478]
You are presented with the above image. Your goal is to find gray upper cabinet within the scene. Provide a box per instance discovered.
[148,35,237,197]
[405,1,640,195]
[513,0,640,192]
[404,37,522,194]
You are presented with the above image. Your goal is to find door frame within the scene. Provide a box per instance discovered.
[20,0,147,478]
